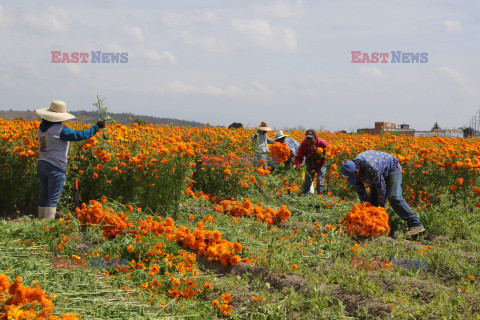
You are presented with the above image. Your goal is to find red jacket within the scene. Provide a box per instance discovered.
[294,135,328,168]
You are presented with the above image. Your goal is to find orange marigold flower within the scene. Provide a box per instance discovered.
[202,282,213,289]
[221,293,232,304]
[473,186,480,195]
[270,142,291,164]
[343,203,390,237]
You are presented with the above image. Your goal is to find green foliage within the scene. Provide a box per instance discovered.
[133,118,147,125]
[191,158,246,199]
[92,95,111,122]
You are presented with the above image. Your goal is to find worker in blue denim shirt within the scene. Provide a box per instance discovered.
[35,100,105,220]
[341,150,426,238]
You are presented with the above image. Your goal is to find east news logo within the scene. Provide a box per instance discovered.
[351,51,428,63]
[51,51,128,63]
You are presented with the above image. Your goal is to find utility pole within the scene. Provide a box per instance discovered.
[465,106,480,137]
[477,109,480,135]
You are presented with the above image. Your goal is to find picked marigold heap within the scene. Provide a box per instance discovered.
[214,198,291,226]
[343,202,390,237]
[0,274,79,319]
[269,142,290,164]
[75,200,251,268]
[75,199,134,239]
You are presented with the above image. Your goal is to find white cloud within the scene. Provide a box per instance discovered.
[21,5,72,35]
[230,19,297,53]
[443,19,463,32]
[224,85,243,96]
[252,0,305,19]
[161,11,220,27]
[105,43,128,53]
[438,66,468,86]
[126,80,270,99]
[0,5,13,27]
[178,31,232,52]
[437,66,480,100]
[295,77,363,99]
[143,49,178,66]
[167,81,223,95]
[0,73,26,89]
[118,25,145,43]
[158,81,249,97]
[358,66,383,79]
[252,80,270,95]
[65,63,88,77]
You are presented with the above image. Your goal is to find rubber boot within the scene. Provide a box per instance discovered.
[38,207,45,220]
[44,207,56,220]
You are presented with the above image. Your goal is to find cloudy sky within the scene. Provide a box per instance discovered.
[0,0,479,131]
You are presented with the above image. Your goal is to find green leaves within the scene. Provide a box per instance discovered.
[92,95,113,122]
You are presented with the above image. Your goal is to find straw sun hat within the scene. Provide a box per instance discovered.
[35,100,76,122]
[274,130,289,140]
[256,121,273,131]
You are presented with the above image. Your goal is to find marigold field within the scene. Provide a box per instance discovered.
[0,118,479,319]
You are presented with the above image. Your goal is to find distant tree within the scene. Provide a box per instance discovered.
[134,118,147,125]
[431,122,440,131]
[463,127,476,138]
[228,122,243,129]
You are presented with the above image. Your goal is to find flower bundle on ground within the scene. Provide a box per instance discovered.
[214,198,292,226]
[75,199,134,239]
[343,202,390,237]
[76,200,251,268]
[0,274,79,319]
[170,222,249,267]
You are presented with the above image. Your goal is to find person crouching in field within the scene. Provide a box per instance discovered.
[294,129,328,195]
[35,100,105,220]
[251,121,273,170]
[340,150,426,238]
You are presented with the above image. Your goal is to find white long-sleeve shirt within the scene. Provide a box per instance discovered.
[251,131,273,154]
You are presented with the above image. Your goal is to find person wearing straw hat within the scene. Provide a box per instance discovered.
[340,150,426,238]
[294,129,329,195]
[251,121,274,170]
[272,130,300,166]
[35,100,105,220]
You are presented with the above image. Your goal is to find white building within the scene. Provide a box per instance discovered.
[414,129,464,138]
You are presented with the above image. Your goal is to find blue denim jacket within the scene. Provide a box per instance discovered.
[353,150,402,206]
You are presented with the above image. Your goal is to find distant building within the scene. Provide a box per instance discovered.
[357,121,415,136]
[357,121,462,138]
[414,129,463,138]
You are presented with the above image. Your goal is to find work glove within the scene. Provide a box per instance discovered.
[96,120,106,129]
